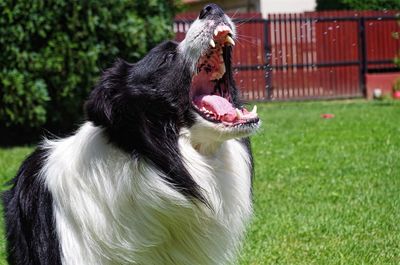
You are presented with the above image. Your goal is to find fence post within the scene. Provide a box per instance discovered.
[358,17,367,97]
[264,19,273,100]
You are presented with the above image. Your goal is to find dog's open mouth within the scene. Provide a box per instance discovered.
[190,25,259,127]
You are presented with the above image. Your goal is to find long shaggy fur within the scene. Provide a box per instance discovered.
[3,4,259,265]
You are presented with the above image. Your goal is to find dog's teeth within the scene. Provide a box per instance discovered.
[226,36,235,46]
[209,39,216,48]
[214,25,234,38]
[251,105,258,114]
[235,108,243,119]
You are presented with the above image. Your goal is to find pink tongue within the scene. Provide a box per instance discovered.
[196,95,237,121]
[201,95,233,114]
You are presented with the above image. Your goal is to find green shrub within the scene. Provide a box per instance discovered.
[0,70,49,127]
[0,0,181,134]
[317,0,400,10]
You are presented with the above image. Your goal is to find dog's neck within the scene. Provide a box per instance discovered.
[180,128,228,156]
[192,140,224,156]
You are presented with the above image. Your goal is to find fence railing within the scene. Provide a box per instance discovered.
[174,10,400,101]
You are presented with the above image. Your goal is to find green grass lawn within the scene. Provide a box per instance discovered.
[0,100,399,264]
[239,100,400,265]
[0,146,32,265]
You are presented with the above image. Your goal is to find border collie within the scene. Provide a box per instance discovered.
[3,4,260,265]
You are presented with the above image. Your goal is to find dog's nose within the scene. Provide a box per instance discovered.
[199,4,224,19]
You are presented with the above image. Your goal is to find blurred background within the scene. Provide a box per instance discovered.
[0,0,182,144]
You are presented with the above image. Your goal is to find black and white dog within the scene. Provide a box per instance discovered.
[3,4,260,265]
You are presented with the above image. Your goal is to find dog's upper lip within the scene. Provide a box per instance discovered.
[210,24,235,47]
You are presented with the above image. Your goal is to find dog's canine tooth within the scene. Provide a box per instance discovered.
[209,39,216,48]
[226,36,235,46]
[251,105,258,114]
[235,108,243,119]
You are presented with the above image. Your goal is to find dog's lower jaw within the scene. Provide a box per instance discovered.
[186,113,260,155]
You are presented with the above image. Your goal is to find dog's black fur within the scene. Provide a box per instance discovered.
[3,149,62,265]
[85,41,207,203]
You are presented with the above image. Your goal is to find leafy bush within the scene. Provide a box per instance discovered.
[316,1,350,11]
[317,0,400,10]
[0,0,181,136]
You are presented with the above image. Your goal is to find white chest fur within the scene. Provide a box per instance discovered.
[41,123,252,265]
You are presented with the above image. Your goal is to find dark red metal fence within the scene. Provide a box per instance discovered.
[174,10,400,101]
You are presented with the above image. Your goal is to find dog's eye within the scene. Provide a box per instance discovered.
[160,53,175,66]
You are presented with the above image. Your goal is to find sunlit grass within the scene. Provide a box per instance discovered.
[240,99,400,264]
[0,146,33,265]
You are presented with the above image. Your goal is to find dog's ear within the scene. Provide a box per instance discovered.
[85,82,113,128]
[85,59,130,127]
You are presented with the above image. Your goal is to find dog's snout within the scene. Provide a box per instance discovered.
[199,4,224,19]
